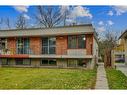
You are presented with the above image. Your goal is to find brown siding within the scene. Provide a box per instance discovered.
[7,37,16,54]
[56,36,67,55]
[30,37,41,55]
[86,34,93,55]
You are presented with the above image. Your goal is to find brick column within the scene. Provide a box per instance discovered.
[86,34,93,55]
[30,37,41,55]
[56,36,67,55]
[7,37,16,54]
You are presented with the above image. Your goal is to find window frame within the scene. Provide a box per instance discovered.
[42,37,56,54]
[68,35,86,49]
[15,58,31,65]
[40,59,57,66]
[67,59,87,67]
[16,38,30,54]
[0,38,7,50]
[1,58,8,65]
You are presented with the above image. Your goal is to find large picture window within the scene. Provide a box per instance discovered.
[68,35,86,49]
[42,37,56,54]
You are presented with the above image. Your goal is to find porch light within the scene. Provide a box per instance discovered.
[83,37,86,40]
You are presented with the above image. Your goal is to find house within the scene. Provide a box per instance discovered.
[119,30,127,65]
[113,39,125,63]
[0,24,98,69]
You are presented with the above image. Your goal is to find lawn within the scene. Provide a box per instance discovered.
[106,68,127,89]
[0,67,96,89]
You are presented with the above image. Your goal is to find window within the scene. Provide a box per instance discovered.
[68,36,77,49]
[17,38,23,54]
[17,38,30,54]
[67,59,78,67]
[78,59,86,67]
[49,59,56,65]
[67,59,87,67]
[68,35,86,49]
[41,59,48,65]
[42,37,56,54]
[24,38,30,54]
[1,58,8,65]
[16,59,23,65]
[41,59,56,66]
[78,35,86,48]
[0,38,7,50]
[16,59,30,65]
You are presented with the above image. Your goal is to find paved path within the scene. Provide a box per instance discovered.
[95,63,109,89]
[116,63,127,76]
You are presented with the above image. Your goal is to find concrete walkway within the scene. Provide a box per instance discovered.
[116,63,127,76]
[95,63,109,89]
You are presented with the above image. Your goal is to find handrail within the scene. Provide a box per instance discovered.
[0,48,34,55]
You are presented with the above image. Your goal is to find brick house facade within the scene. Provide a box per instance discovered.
[0,24,98,69]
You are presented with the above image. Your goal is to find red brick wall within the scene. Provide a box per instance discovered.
[7,37,16,54]
[30,37,41,55]
[56,36,67,55]
[6,35,93,55]
[86,34,93,55]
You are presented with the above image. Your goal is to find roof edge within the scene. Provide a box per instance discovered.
[0,24,93,32]
[119,30,127,39]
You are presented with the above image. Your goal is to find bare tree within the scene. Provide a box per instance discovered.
[15,15,28,29]
[0,18,3,29]
[4,18,11,29]
[35,6,64,28]
[61,6,69,26]
[99,31,117,67]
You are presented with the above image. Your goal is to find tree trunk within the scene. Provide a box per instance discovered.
[104,48,112,68]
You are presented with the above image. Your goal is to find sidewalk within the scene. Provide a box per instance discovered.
[95,63,109,89]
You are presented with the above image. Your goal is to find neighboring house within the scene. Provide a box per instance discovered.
[113,39,125,63]
[119,30,127,65]
[0,24,98,69]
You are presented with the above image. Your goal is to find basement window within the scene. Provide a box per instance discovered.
[1,58,8,65]
[16,59,30,65]
[67,59,78,67]
[67,59,87,67]
[41,59,56,66]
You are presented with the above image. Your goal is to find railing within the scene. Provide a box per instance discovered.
[16,48,34,54]
[0,47,87,56]
[0,48,34,55]
[0,49,12,55]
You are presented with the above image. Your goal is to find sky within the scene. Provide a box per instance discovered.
[0,6,127,39]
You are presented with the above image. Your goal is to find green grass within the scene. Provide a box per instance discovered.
[106,68,127,89]
[0,67,96,89]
